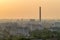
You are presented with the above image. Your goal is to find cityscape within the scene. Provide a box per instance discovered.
[0,0,60,40]
[0,19,60,40]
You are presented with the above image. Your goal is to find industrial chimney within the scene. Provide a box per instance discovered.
[39,7,41,21]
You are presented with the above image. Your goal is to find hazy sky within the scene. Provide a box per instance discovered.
[43,0,60,19]
[0,0,60,19]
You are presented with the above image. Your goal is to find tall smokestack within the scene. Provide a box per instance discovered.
[39,7,41,21]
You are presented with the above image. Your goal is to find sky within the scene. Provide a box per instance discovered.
[0,0,60,19]
[43,0,60,20]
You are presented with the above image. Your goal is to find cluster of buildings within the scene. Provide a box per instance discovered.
[0,19,60,37]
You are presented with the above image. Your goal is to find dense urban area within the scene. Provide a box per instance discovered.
[0,19,60,40]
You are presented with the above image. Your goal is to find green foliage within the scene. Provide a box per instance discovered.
[0,29,60,40]
[30,29,60,40]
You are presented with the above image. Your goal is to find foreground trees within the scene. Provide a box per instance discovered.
[30,29,60,40]
[0,28,60,40]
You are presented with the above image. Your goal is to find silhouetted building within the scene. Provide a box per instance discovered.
[39,7,41,21]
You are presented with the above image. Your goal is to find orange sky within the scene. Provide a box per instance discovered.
[0,0,60,19]
[42,0,60,19]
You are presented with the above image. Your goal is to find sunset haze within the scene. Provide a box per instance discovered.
[0,0,60,19]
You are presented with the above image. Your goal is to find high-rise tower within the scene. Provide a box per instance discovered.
[39,7,41,21]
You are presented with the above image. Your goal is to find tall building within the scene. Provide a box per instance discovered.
[39,7,41,21]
